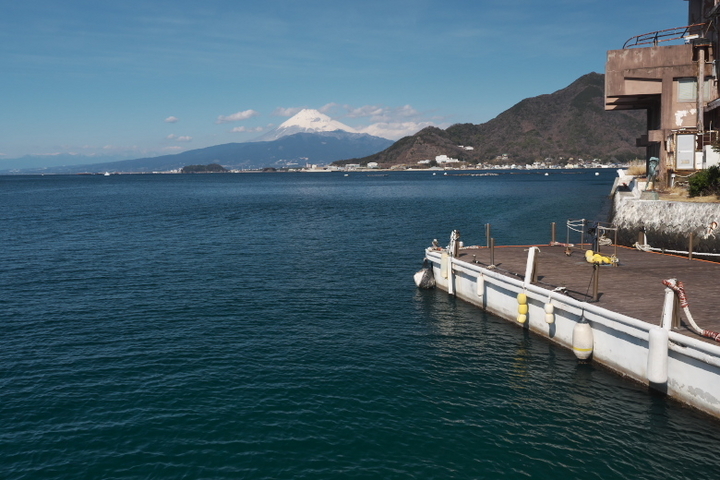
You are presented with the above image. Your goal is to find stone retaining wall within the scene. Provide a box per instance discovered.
[611,190,720,255]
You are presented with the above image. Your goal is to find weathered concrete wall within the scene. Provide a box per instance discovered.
[611,191,720,254]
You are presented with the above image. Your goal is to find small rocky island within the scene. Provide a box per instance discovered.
[180,163,228,173]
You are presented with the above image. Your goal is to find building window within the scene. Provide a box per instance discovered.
[677,77,714,102]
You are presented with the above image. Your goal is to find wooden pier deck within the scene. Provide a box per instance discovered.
[456,244,720,343]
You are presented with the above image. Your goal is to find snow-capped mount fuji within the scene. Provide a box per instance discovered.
[254,109,357,142]
[5,109,395,173]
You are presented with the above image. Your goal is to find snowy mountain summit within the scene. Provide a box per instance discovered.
[255,109,357,142]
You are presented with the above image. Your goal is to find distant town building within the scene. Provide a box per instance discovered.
[435,154,459,164]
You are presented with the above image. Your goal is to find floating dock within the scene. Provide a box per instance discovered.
[423,239,720,418]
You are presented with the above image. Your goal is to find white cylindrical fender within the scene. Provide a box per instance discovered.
[544,303,555,324]
[413,269,424,287]
[476,275,484,298]
[440,252,449,279]
[524,247,539,284]
[647,326,669,384]
[572,321,594,360]
[447,256,455,296]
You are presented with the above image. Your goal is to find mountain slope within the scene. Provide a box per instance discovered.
[340,73,645,166]
[27,131,393,174]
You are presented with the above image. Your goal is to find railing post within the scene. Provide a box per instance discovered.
[614,228,618,264]
[689,232,694,260]
[486,223,491,248]
[490,238,495,266]
[566,221,571,246]
[592,264,600,302]
[551,222,556,244]
[661,285,677,330]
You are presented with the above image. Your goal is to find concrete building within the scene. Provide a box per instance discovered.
[605,0,720,184]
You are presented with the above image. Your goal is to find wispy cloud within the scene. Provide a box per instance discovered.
[163,146,183,152]
[345,104,420,122]
[316,103,439,140]
[167,134,192,142]
[272,107,304,117]
[164,116,179,123]
[231,126,264,133]
[216,109,259,124]
[357,121,432,140]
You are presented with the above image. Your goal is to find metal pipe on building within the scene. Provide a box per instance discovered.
[698,44,706,133]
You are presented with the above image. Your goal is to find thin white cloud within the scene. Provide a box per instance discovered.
[313,102,441,139]
[165,116,179,123]
[344,104,420,122]
[163,146,183,152]
[357,121,434,140]
[231,126,264,133]
[216,109,259,124]
[167,133,191,141]
[272,107,304,117]
[347,105,386,119]
[319,103,344,114]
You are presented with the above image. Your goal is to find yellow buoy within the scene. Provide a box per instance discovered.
[517,293,527,304]
[517,314,527,324]
[518,304,528,315]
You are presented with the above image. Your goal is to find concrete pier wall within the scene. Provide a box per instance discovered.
[611,189,720,254]
[427,250,720,419]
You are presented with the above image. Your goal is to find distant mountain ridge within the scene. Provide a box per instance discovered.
[17,131,393,174]
[339,73,645,167]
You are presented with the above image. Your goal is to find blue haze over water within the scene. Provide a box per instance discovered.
[2,171,719,479]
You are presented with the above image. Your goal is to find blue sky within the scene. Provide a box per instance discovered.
[1,0,687,163]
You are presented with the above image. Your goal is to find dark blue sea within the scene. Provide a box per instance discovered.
[2,170,719,479]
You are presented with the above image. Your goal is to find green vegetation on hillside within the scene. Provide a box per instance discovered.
[181,163,228,173]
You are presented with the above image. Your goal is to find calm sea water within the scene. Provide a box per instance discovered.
[2,171,719,479]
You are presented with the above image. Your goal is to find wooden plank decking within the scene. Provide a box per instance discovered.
[455,244,720,343]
